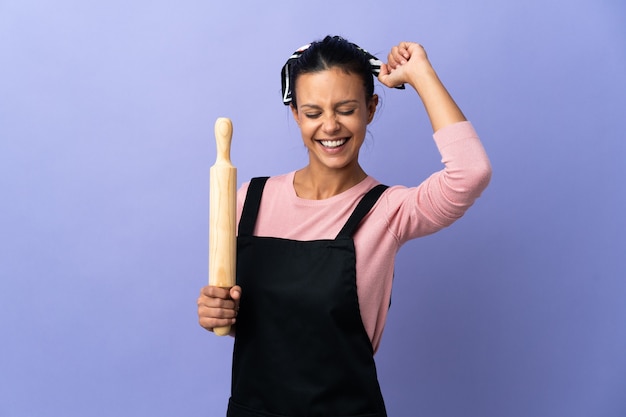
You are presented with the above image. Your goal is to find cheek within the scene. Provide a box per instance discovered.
[300,117,323,131]
[352,117,369,135]
[298,121,317,139]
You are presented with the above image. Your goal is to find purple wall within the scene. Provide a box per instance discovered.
[1,1,624,416]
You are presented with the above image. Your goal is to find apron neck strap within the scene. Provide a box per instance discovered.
[238,176,270,237]
[336,184,389,238]
[238,178,388,239]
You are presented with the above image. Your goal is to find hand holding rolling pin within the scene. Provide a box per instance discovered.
[197,285,241,334]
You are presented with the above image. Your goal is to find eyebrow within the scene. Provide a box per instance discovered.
[300,100,360,109]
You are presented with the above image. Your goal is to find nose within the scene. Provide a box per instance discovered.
[321,114,340,134]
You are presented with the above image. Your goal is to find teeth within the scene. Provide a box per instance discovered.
[320,139,347,148]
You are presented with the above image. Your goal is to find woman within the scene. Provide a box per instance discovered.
[198,35,492,417]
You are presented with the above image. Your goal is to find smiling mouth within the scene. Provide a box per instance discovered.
[319,138,349,148]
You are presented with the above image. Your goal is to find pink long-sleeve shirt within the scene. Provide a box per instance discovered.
[235,121,492,352]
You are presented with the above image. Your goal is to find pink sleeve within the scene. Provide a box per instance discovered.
[385,121,492,244]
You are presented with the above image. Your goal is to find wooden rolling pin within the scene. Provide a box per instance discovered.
[209,117,237,336]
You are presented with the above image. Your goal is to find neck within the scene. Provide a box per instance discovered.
[293,164,367,200]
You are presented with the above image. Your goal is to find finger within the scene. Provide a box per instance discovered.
[404,42,428,62]
[386,57,397,70]
[390,45,407,66]
[197,296,237,311]
[198,315,237,332]
[200,285,232,300]
[198,304,238,332]
[398,42,412,60]
[198,305,238,320]
[387,47,401,69]
[230,285,242,311]
[230,285,242,301]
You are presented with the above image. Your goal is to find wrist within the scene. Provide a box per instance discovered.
[406,63,440,95]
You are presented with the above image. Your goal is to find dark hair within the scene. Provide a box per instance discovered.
[289,35,375,108]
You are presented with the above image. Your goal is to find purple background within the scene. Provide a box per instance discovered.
[1,1,625,416]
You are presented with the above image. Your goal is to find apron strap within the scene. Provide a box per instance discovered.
[337,184,389,238]
[239,178,388,239]
[238,177,269,237]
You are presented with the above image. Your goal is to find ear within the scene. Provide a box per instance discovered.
[290,103,300,125]
[367,94,379,124]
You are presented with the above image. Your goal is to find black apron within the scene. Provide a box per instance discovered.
[227,177,388,417]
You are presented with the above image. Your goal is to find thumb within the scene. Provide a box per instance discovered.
[378,63,401,89]
[378,63,390,80]
[230,285,242,304]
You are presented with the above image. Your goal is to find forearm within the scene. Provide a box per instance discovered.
[407,62,466,133]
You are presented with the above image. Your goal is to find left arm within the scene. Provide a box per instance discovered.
[378,42,492,241]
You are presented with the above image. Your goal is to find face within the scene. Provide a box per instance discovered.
[291,67,378,174]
